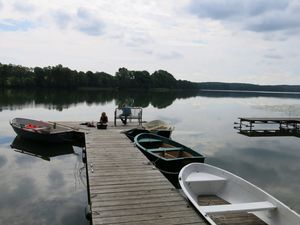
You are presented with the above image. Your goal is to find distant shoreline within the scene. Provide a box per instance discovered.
[1,62,300,91]
[200,89,300,95]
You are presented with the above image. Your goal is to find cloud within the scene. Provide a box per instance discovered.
[189,0,288,20]
[52,10,71,29]
[264,54,284,59]
[246,12,300,32]
[48,170,65,189]
[75,7,105,36]
[158,51,183,60]
[48,7,105,35]
[13,1,35,13]
[0,155,7,168]
[0,19,33,31]
[188,0,300,34]
[123,32,154,48]
[0,1,3,10]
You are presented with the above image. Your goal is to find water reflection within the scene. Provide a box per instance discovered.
[238,129,300,137]
[11,136,75,161]
[1,88,300,220]
[0,135,88,225]
[3,89,300,112]
[0,89,201,110]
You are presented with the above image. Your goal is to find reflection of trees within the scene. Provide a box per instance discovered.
[2,89,300,111]
[0,89,201,110]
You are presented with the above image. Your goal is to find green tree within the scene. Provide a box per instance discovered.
[151,70,177,88]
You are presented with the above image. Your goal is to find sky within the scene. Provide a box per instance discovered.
[0,0,300,85]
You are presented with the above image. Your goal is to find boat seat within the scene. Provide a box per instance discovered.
[200,201,276,215]
[185,172,226,183]
[138,138,163,143]
[150,147,184,152]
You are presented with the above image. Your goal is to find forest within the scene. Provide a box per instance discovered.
[0,63,197,90]
[1,63,300,92]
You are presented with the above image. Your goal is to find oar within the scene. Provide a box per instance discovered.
[48,122,89,131]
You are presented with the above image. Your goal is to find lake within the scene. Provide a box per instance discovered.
[0,89,299,224]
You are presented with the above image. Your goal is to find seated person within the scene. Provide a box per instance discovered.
[119,105,131,125]
[100,112,108,125]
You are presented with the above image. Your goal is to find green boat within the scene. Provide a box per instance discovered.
[134,133,205,188]
[124,120,174,142]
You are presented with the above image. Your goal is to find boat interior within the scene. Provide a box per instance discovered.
[197,195,268,225]
[178,163,292,225]
[152,149,193,159]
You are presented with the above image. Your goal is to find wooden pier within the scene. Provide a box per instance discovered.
[80,123,206,225]
[59,121,281,225]
[235,117,300,137]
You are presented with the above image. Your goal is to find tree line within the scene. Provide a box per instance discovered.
[1,63,300,92]
[0,63,198,89]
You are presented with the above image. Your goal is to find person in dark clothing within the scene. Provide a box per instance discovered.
[119,105,131,125]
[100,112,108,125]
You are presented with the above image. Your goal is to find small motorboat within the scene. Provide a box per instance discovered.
[179,163,300,225]
[11,136,74,161]
[125,120,174,141]
[134,133,205,188]
[10,118,84,144]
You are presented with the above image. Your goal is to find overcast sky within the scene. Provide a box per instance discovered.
[0,0,299,84]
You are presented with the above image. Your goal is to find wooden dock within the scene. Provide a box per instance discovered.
[60,121,279,225]
[81,123,206,225]
[235,117,300,137]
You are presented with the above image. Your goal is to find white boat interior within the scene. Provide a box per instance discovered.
[179,163,300,225]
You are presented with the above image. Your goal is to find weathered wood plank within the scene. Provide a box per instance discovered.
[92,200,190,212]
[97,217,206,225]
[92,210,200,224]
[92,195,185,207]
[89,184,175,194]
[93,190,180,202]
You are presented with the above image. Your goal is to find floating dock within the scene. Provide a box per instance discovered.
[235,117,300,137]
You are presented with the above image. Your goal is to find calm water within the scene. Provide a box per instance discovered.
[0,89,299,224]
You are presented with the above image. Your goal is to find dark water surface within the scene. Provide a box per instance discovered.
[0,89,299,224]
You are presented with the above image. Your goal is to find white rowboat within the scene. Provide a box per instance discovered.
[179,163,300,225]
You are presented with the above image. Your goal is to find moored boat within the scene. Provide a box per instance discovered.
[179,163,300,225]
[134,133,205,188]
[10,118,83,144]
[125,119,174,141]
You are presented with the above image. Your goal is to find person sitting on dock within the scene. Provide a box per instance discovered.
[100,112,108,125]
[119,105,131,125]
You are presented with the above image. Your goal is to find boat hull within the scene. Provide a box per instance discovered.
[12,125,78,143]
[134,133,205,188]
[125,128,172,142]
[179,163,300,225]
[10,118,84,144]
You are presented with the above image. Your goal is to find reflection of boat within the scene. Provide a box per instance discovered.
[11,136,74,161]
[10,118,83,144]
[179,163,300,225]
[125,120,174,141]
[134,133,204,188]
